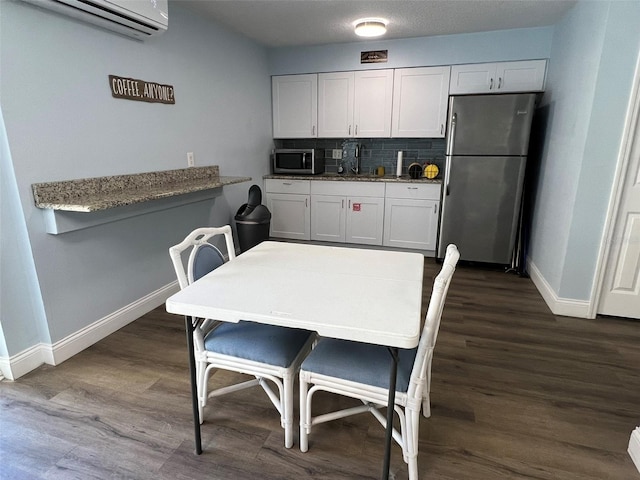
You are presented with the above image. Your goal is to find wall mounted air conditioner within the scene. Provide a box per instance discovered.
[21,0,168,40]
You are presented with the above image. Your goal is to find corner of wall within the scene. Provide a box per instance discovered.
[527,258,592,318]
[0,281,179,380]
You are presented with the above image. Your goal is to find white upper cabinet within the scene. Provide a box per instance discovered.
[353,70,394,138]
[496,60,547,93]
[391,66,451,138]
[318,72,354,138]
[272,74,317,138]
[318,69,393,138]
[450,60,546,95]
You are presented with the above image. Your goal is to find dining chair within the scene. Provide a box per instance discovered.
[298,244,460,479]
[169,225,315,448]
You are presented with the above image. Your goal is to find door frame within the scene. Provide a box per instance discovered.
[590,50,640,318]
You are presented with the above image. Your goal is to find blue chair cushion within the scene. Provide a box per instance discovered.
[204,322,312,367]
[192,244,225,282]
[301,338,417,393]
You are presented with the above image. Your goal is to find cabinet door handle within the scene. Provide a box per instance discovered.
[342,199,344,208]
[434,203,438,214]
[440,124,444,135]
[306,198,308,207]
[489,78,494,90]
[283,182,292,186]
[498,77,503,89]
[407,187,418,190]
[349,125,351,135]
[355,125,358,136]
[348,200,351,209]
[312,125,316,136]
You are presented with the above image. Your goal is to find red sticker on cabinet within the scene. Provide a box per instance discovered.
[353,203,361,211]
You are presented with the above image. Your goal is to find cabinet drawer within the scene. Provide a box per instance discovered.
[265,178,311,195]
[385,183,441,200]
[311,180,385,197]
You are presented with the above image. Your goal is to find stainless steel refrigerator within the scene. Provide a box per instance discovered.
[437,93,537,264]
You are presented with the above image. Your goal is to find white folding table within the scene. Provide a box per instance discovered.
[166,241,424,479]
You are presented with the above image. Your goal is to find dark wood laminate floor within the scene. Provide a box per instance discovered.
[2,261,639,479]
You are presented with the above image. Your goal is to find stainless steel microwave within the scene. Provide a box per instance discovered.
[272,149,325,175]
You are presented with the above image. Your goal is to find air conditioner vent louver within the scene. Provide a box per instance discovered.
[21,0,168,40]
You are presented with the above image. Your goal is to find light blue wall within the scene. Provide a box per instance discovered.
[268,26,553,75]
[1,108,50,359]
[1,2,272,353]
[560,1,640,300]
[527,1,609,296]
[528,0,640,301]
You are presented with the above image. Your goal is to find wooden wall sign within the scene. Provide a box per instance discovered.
[361,50,388,64]
[108,75,175,104]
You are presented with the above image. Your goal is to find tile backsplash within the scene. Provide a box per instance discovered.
[273,138,446,176]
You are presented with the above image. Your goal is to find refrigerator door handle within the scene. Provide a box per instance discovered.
[444,155,452,196]
[446,112,457,155]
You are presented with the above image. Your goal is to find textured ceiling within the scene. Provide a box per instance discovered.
[178,0,577,48]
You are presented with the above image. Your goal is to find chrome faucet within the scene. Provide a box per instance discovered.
[351,144,361,175]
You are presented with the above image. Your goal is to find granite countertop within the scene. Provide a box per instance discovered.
[264,173,442,184]
[32,166,251,212]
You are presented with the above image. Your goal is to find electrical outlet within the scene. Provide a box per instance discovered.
[332,149,342,159]
[187,152,195,167]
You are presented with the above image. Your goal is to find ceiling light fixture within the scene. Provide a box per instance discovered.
[353,18,388,38]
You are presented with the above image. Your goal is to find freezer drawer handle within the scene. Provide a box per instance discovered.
[489,78,494,90]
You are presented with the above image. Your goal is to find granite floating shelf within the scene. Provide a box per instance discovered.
[32,166,251,234]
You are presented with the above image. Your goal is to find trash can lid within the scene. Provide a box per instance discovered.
[235,204,271,222]
[247,185,262,207]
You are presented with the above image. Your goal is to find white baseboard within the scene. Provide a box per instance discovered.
[630,427,640,474]
[0,281,179,381]
[0,344,49,381]
[526,260,592,318]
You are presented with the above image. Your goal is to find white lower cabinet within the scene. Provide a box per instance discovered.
[311,194,345,242]
[267,178,441,252]
[265,179,311,240]
[383,183,441,251]
[311,181,385,246]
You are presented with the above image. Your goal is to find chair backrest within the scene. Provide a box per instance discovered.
[406,244,460,402]
[169,226,236,290]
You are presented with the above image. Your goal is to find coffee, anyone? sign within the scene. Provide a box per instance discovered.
[109,75,175,104]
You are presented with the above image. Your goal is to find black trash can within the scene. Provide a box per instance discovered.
[235,185,271,253]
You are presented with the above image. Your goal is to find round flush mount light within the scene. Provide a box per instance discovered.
[353,18,388,38]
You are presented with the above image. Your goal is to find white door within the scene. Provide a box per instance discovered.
[311,195,346,242]
[318,72,354,138]
[598,74,640,319]
[272,74,317,138]
[353,70,393,138]
[496,60,546,93]
[392,66,451,138]
[346,196,384,245]
[266,193,310,241]
[383,198,439,250]
[449,63,496,94]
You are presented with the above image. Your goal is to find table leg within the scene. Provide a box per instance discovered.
[382,347,399,480]
[185,316,202,455]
